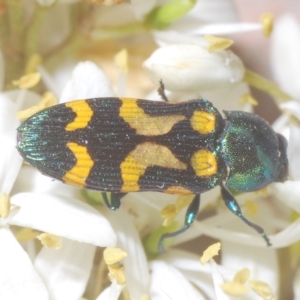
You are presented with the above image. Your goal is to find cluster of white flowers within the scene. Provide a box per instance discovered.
[1,0,300,299]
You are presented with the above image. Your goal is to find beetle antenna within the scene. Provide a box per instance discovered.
[158,79,169,102]
[220,182,271,246]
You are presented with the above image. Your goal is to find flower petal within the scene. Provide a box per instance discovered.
[287,126,300,180]
[271,14,300,99]
[34,238,96,300]
[60,61,114,102]
[280,101,300,122]
[101,208,150,299]
[150,260,205,300]
[12,165,81,198]
[221,241,278,295]
[271,181,300,213]
[10,193,117,247]
[0,227,48,299]
[0,139,23,195]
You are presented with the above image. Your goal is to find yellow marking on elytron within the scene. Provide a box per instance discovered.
[120,142,187,192]
[191,149,217,177]
[163,186,194,195]
[119,98,186,136]
[190,110,215,135]
[65,100,93,131]
[63,142,94,187]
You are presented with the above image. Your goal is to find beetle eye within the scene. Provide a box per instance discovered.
[275,133,289,182]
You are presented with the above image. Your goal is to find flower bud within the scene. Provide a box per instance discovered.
[143,44,245,94]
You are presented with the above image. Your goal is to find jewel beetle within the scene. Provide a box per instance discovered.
[17,96,288,250]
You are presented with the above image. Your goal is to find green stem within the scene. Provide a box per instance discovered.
[244,70,292,103]
[25,5,49,60]
[90,22,145,41]
[145,0,196,29]
[5,0,23,49]
[44,34,83,71]
[3,0,25,87]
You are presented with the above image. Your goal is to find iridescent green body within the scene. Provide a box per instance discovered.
[221,110,288,192]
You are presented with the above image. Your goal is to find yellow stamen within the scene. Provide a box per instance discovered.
[233,268,250,284]
[200,242,221,265]
[245,200,259,218]
[17,91,57,120]
[161,195,193,227]
[161,204,177,226]
[114,48,128,74]
[107,264,126,285]
[205,35,234,53]
[260,13,274,37]
[249,280,274,298]
[12,72,41,89]
[104,248,127,265]
[239,93,258,106]
[222,282,248,296]
[25,53,42,74]
[15,227,39,242]
[0,193,10,218]
[244,70,292,102]
[140,295,150,300]
[37,233,62,249]
[256,187,268,197]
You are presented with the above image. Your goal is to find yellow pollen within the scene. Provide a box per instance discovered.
[239,93,258,106]
[260,13,274,37]
[200,242,221,265]
[221,282,248,296]
[37,233,62,249]
[17,91,57,121]
[114,48,128,74]
[15,228,39,242]
[104,248,128,265]
[0,193,10,218]
[25,53,42,74]
[12,72,41,89]
[107,264,126,285]
[245,200,259,217]
[161,195,193,227]
[249,280,274,298]
[204,35,234,53]
[233,268,250,284]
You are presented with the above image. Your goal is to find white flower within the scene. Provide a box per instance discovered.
[0,60,117,299]
[143,43,245,94]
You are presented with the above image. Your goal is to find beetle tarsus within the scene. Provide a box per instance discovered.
[101,192,126,210]
[158,194,200,252]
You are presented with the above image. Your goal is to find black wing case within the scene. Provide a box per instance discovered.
[17,98,225,194]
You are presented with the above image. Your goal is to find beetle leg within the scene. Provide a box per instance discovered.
[158,194,200,252]
[220,183,271,246]
[158,79,169,102]
[101,192,126,210]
